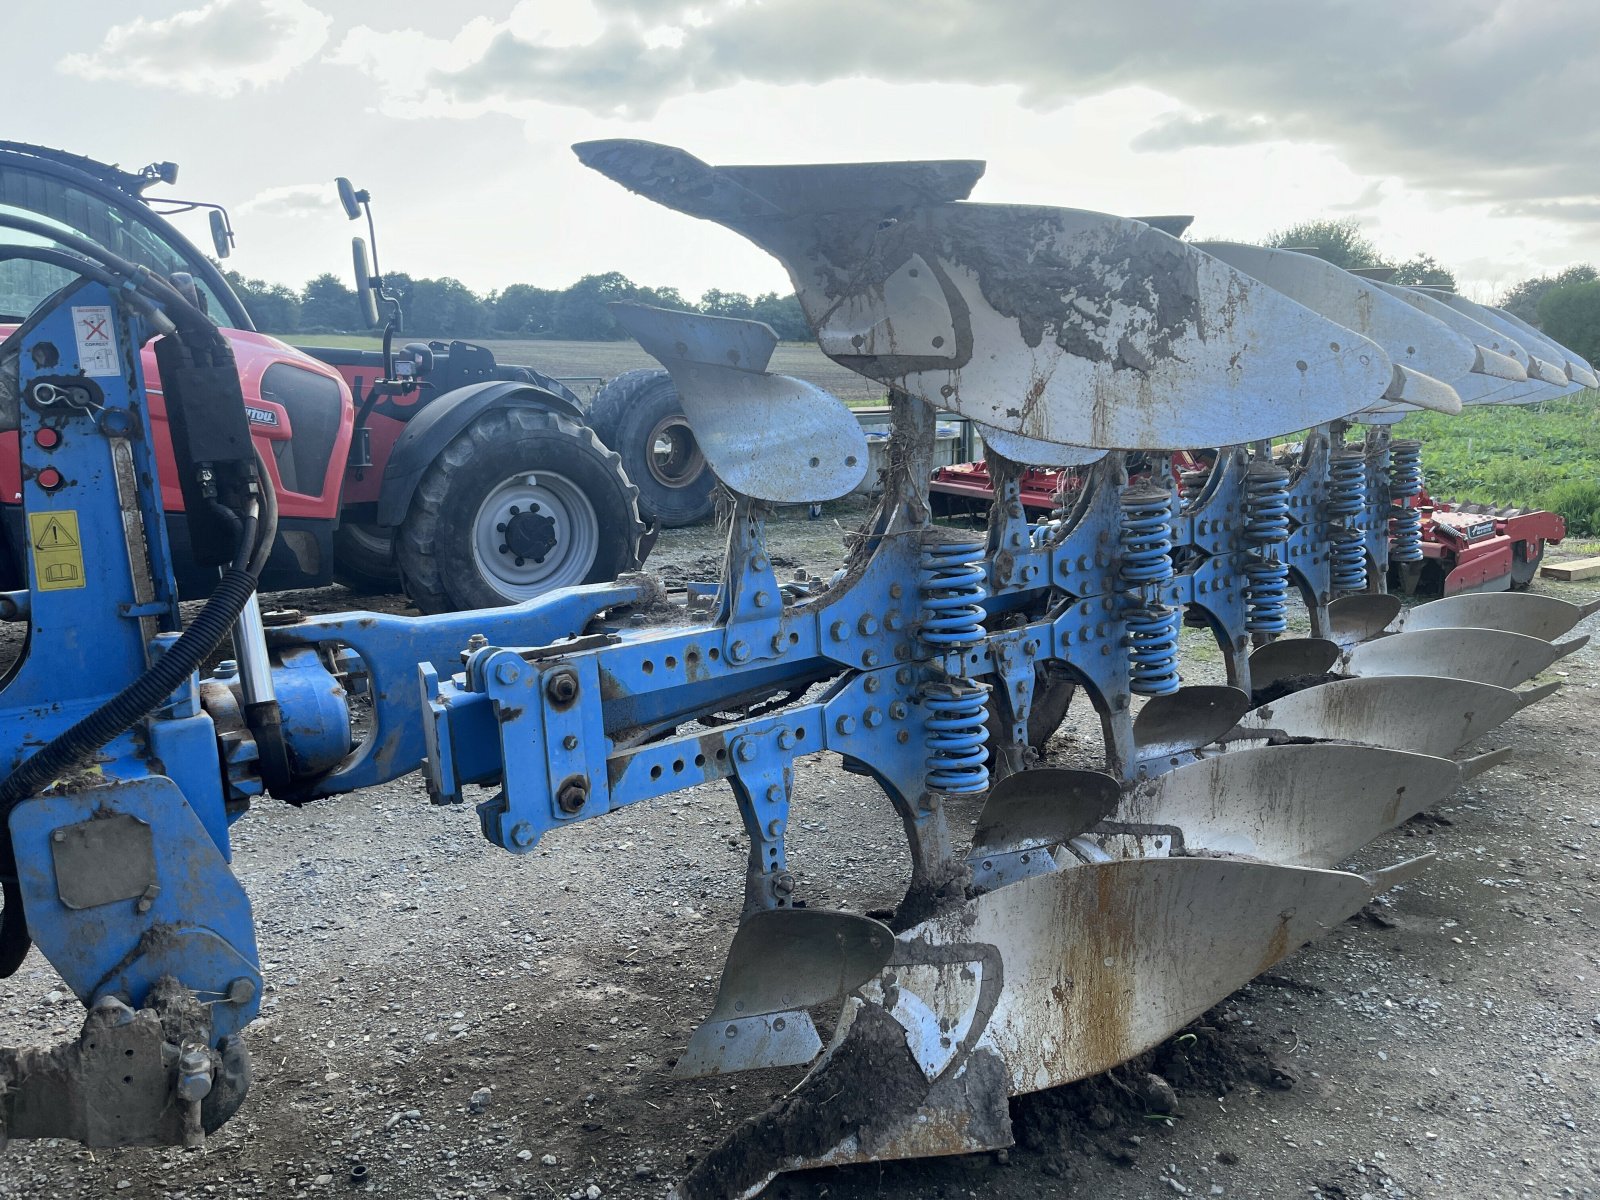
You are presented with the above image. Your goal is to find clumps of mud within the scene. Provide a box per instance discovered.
[760,1000,1292,1199]
[1011,1000,1294,1180]
[1249,671,1345,708]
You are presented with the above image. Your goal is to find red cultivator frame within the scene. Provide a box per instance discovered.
[929,459,1566,597]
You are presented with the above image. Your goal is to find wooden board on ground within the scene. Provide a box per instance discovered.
[1542,555,1600,581]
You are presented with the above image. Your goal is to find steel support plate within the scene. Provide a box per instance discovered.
[1236,674,1553,758]
[576,140,1397,450]
[611,303,868,503]
[1112,742,1464,867]
[1401,592,1600,642]
[1343,627,1588,689]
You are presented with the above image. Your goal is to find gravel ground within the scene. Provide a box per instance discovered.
[1,499,1597,1200]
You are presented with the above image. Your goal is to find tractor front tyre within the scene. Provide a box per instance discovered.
[587,369,715,528]
[395,407,645,614]
[333,523,402,594]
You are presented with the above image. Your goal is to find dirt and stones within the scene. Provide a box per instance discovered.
[0,505,1597,1199]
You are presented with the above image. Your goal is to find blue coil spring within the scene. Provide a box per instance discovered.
[919,538,987,650]
[1126,603,1181,695]
[1243,463,1291,633]
[1327,451,1368,592]
[1243,558,1289,634]
[1389,439,1424,562]
[1119,487,1173,584]
[1119,485,1180,695]
[922,680,990,793]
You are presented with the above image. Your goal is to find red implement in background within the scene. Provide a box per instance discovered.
[928,460,1565,597]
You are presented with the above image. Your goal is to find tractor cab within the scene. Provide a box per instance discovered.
[0,142,353,595]
[0,141,245,327]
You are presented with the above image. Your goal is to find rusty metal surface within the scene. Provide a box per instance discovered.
[903,857,1373,1093]
[609,303,869,503]
[1401,592,1600,641]
[1343,627,1589,688]
[1235,675,1554,757]
[1112,743,1467,866]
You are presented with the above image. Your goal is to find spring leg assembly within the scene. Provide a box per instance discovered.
[1327,449,1369,593]
[1242,460,1291,634]
[919,535,990,793]
[1119,484,1180,696]
[1389,439,1424,563]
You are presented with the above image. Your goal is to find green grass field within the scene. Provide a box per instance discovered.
[1396,389,1600,534]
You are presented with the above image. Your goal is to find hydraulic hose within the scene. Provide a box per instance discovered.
[0,222,280,975]
[0,510,261,976]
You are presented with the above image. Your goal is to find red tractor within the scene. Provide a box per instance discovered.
[0,142,714,612]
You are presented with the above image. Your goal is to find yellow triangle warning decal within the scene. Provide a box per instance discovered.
[34,516,79,549]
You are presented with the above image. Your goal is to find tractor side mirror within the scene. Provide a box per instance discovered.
[208,209,232,259]
[336,177,364,221]
[351,237,380,328]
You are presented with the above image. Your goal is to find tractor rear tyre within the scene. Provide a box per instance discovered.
[333,523,402,594]
[1510,540,1543,590]
[586,369,715,528]
[395,407,645,614]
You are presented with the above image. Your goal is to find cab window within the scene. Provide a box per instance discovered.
[0,168,228,322]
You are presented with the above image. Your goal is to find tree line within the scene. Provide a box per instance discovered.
[222,217,1598,364]
[220,267,812,342]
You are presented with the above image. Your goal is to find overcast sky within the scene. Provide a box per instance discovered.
[7,0,1598,304]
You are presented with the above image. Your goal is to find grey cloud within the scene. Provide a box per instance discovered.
[61,0,331,96]
[240,184,335,218]
[1330,181,1387,213]
[1130,112,1277,152]
[1491,200,1600,223]
[399,0,1597,213]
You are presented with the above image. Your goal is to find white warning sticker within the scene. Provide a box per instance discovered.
[71,305,121,377]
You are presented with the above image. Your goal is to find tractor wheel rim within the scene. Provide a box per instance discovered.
[471,472,599,598]
[646,415,705,488]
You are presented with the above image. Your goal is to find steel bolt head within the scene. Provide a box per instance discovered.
[766,785,783,803]
[556,776,590,813]
[777,730,797,750]
[836,715,857,735]
[562,734,579,751]
[495,661,521,686]
[754,590,771,608]
[545,670,580,706]
[509,821,537,847]
[734,739,756,763]
[728,640,750,663]
[829,620,849,641]
[858,615,879,636]
[226,977,257,1006]
[863,707,884,728]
